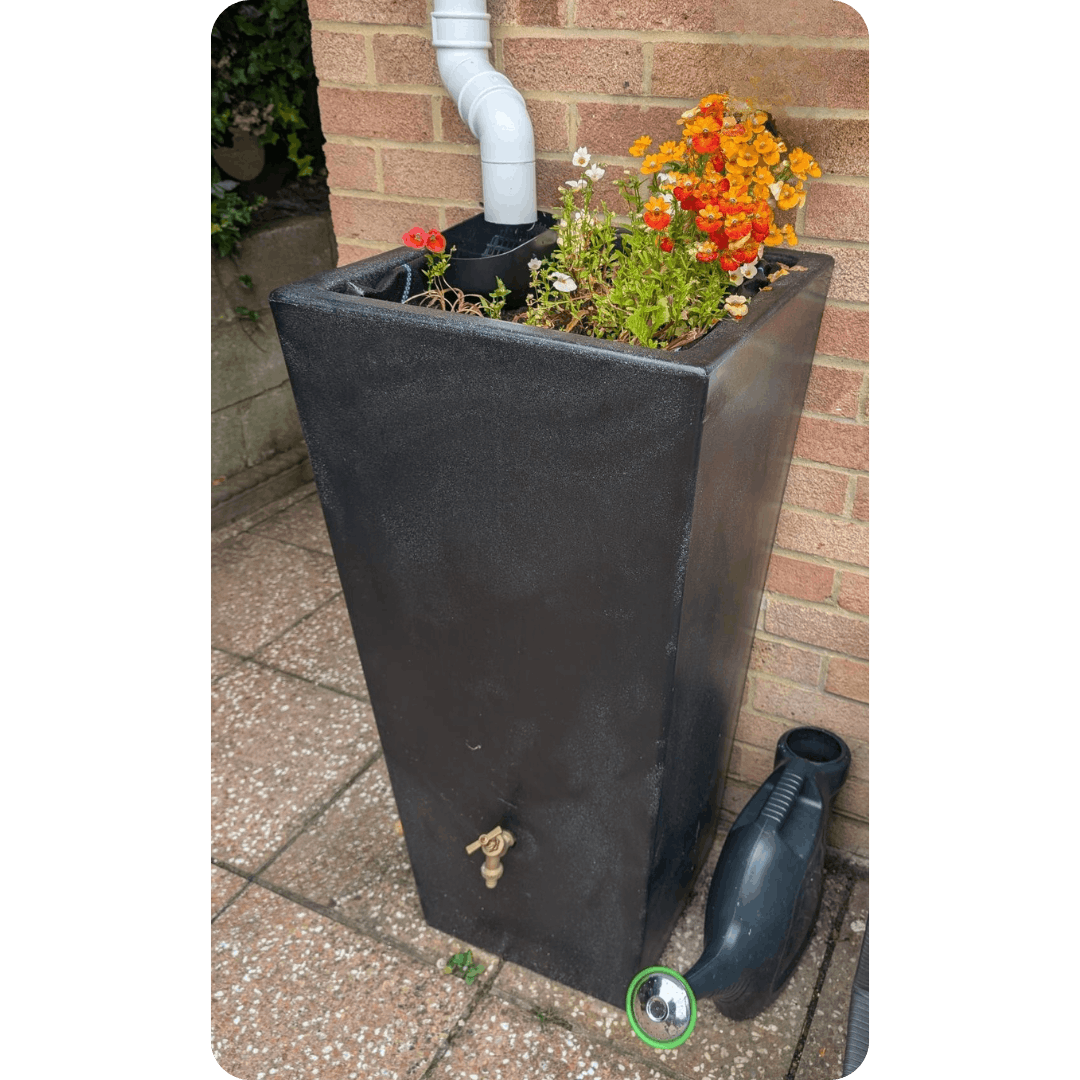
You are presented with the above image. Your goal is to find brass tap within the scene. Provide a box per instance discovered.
[466,826,515,889]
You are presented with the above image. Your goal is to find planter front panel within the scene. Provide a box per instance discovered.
[270,227,832,1006]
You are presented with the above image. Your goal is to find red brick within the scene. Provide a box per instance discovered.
[797,241,869,303]
[442,205,481,230]
[852,475,869,521]
[776,508,868,566]
[330,194,437,243]
[651,43,868,110]
[838,571,869,615]
[749,638,822,686]
[827,814,868,857]
[816,304,868,361]
[324,143,377,191]
[441,97,569,153]
[834,775,869,820]
[728,741,775,787]
[804,182,869,243]
[805,364,862,418]
[489,0,570,25]
[781,463,848,515]
[733,709,792,753]
[574,0,867,35]
[311,31,366,86]
[382,148,483,202]
[318,88,433,141]
[337,242,387,267]
[721,777,756,818]
[575,100,687,157]
[535,157,629,215]
[752,679,868,744]
[825,657,869,703]
[503,36,644,95]
[374,33,440,87]
[308,0,427,25]
[765,599,868,659]
[766,553,834,602]
[773,115,868,177]
[794,415,869,471]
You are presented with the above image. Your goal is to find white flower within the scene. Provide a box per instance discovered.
[584,163,605,181]
[572,146,590,167]
[659,191,674,206]
[724,294,750,318]
[728,271,744,286]
[657,171,675,185]
[565,179,587,191]
[528,257,542,271]
[680,107,699,121]
[768,180,784,200]
[549,271,577,292]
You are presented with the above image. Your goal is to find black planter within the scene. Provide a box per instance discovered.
[269,213,833,1007]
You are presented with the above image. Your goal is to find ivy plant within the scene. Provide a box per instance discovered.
[211,0,323,257]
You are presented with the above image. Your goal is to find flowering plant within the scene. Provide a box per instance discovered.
[403,93,820,351]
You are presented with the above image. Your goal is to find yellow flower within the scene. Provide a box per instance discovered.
[788,148,821,180]
[753,133,780,166]
[659,140,685,159]
[629,135,651,157]
[777,182,805,210]
[640,153,667,175]
[781,224,799,246]
[734,146,760,169]
[763,224,784,246]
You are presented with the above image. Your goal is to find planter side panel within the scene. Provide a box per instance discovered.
[641,261,833,963]
[271,293,708,1006]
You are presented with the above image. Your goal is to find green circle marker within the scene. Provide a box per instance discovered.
[625,966,697,1049]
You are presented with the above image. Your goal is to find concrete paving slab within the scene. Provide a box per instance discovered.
[212,661,379,870]
[212,863,249,918]
[213,648,243,681]
[796,877,868,1080]
[250,491,336,555]
[255,594,369,699]
[211,532,341,655]
[212,882,479,1080]
[260,758,496,969]
[213,481,318,548]
[494,830,850,1080]
[431,996,669,1080]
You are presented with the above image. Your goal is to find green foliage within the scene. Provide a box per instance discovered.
[211,182,267,258]
[234,305,260,322]
[212,1,322,254]
[521,168,735,350]
[479,277,511,320]
[443,950,485,985]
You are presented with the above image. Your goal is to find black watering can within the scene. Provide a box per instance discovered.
[625,726,851,1048]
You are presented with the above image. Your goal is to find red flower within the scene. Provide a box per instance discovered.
[402,226,428,249]
[711,154,727,173]
[719,254,739,271]
[691,131,721,154]
[659,237,674,252]
[425,229,446,253]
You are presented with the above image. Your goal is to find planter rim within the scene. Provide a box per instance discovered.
[269,245,833,375]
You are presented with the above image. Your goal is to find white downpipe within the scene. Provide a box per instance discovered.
[431,0,536,224]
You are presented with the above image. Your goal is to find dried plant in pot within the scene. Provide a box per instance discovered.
[268,92,833,1008]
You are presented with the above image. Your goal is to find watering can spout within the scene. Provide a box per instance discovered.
[626,726,851,1048]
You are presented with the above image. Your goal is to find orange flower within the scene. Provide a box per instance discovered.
[425,229,446,253]
[402,226,428,249]
[695,204,725,234]
[643,195,672,230]
[628,135,652,157]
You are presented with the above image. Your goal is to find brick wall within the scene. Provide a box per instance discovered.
[309,0,870,858]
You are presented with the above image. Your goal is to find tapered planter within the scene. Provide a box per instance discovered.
[269,213,833,1007]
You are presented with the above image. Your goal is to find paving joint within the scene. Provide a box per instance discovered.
[783,868,856,1080]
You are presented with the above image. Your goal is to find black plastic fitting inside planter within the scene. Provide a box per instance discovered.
[269,212,833,1007]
